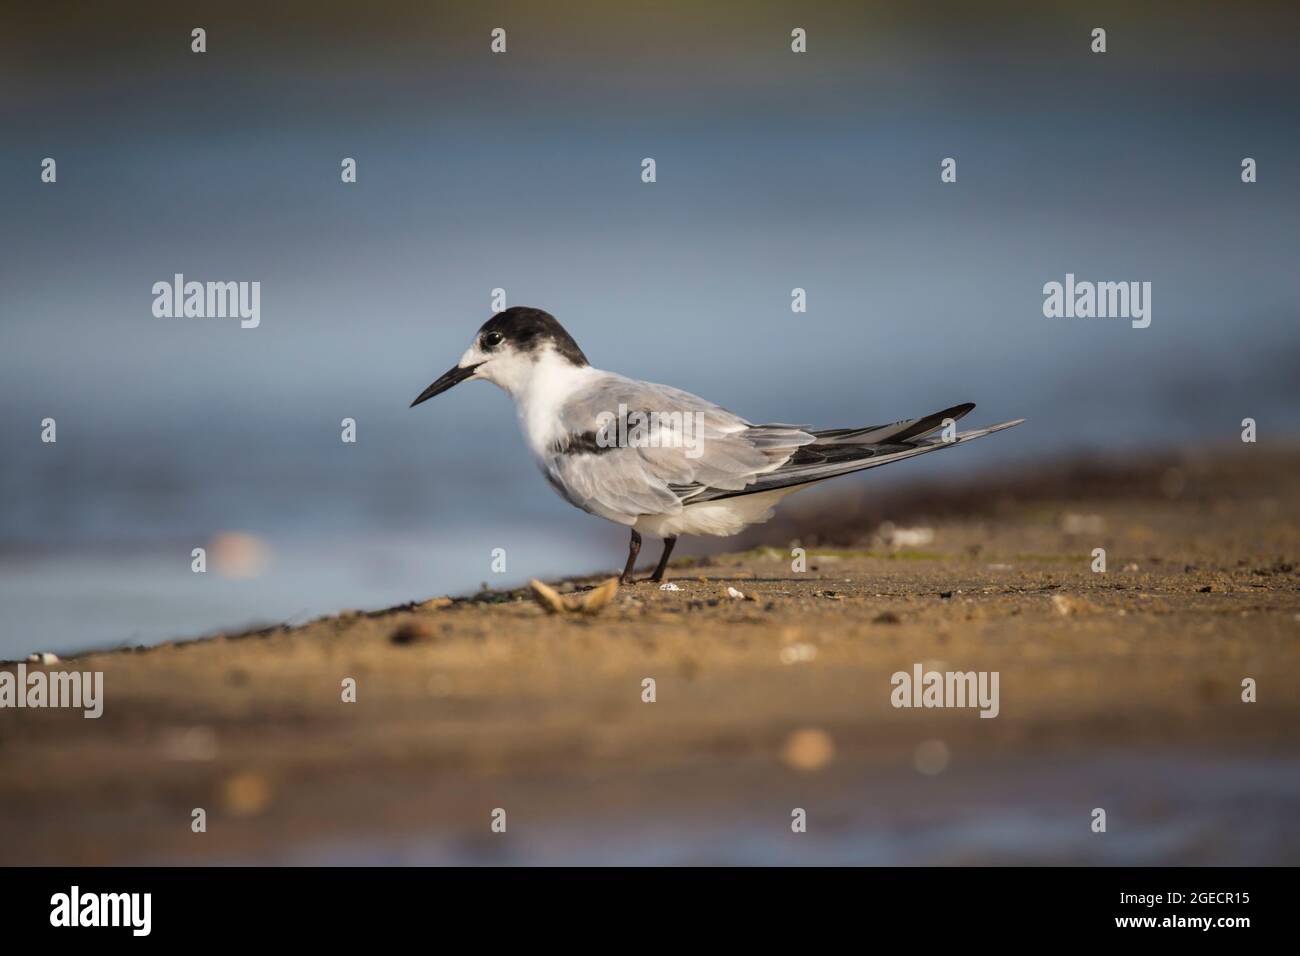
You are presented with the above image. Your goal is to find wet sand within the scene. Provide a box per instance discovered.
[2,447,1298,865]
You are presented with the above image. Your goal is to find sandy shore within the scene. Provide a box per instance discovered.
[2,447,1298,865]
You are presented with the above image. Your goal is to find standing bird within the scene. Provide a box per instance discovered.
[412,307,1023,583]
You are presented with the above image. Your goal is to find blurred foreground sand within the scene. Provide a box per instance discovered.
[2,448,1298,864]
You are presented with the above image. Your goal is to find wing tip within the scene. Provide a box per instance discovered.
[956,417,1025,440]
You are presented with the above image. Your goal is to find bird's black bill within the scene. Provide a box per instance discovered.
[410,362,483,407]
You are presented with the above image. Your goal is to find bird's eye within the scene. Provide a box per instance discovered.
[482,331,504,349]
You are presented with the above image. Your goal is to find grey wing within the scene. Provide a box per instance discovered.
[543,374,816,524]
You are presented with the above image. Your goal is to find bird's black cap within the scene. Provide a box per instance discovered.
[478,307,589,367]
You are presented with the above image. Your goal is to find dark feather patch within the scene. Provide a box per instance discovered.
[553,431,617,456]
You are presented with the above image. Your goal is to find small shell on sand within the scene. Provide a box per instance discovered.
[579,577,619,614]
[530,578,620,615]
[529,579,570,614]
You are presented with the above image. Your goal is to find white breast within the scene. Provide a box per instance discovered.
[509,352,604,461]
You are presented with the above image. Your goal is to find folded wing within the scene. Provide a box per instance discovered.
[543,374,814,524]
[544,379,1022,523]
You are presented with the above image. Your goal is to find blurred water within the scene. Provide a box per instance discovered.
[2,2,1297,657]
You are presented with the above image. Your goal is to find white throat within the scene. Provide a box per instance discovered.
[485,347,600,458]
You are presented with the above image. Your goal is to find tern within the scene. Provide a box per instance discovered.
[412,307,1023,583]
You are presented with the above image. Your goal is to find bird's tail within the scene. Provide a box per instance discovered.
[695,404,1024,502]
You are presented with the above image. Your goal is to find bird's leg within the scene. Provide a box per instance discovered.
[619,529,642,583]
[648,536,678,583]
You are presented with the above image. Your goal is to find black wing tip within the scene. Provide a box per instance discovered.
[890,402,976,443]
